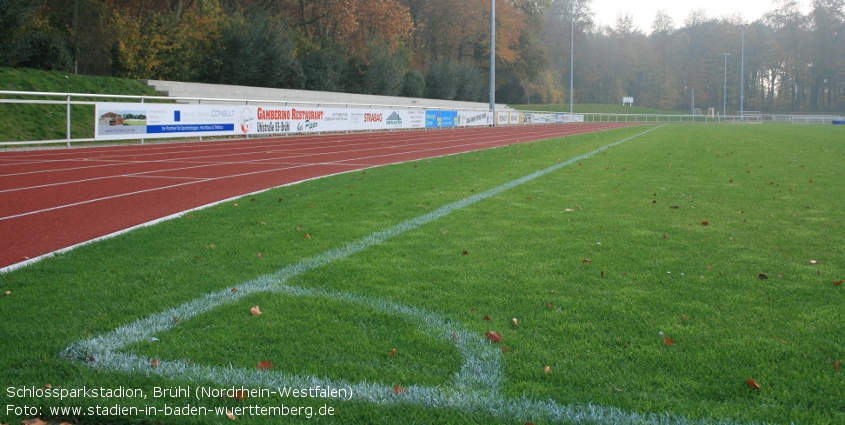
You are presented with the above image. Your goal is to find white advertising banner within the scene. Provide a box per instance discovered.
[510,111,520,124]
[496,111,510,125]
[95,103,427,140]
[457,111,492,127]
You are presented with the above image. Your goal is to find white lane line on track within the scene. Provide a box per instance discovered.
[0,126,606,197]
[0,125,611,173]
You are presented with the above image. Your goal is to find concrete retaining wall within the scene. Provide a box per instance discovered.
[143,80,512,111]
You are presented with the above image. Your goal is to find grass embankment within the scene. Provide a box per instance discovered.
[516,103,682,115]
[0,67,161,143]
[1,125,844,424]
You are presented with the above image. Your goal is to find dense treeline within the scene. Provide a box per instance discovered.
[1,0,843,112]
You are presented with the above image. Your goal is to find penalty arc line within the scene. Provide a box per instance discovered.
[61,124,734,424]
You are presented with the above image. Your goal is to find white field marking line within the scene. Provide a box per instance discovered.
[0,122,588,174]
[0,125,562,189]
[0,124,588,206]
[55,125,737,425]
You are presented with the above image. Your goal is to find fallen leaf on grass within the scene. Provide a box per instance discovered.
[304,233,311,239]
[758,273,769,280]
[388,349,396,358]
[547,302,554,309]
[226,410,236,420]
[701,221,709,226]
[483,315,491,321]
[453,332,458,340]
[834,280,843,286]
[746,378,761,390]
[5,291,10,296]
[150,358,160,368]
[544,366,551,373]
[681,314,689,320]
[501,346,510,352]
[462,250,469,255]
[582,259,592,264]
[835,360,840,371]
[485,331,504,343]
[663,338,675,346]
[810,260,818,265]
[256,253,264,258]
[250,306,262,316]
[393,385,407,395]
[512,318,518,327]
[257,361,272,370]
[173,316,179,323]
[231,288,238,293]
[565,208,575,212]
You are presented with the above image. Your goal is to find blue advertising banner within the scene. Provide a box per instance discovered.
[425,110,457,128]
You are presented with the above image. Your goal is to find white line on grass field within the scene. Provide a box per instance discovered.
[62,125,742,424]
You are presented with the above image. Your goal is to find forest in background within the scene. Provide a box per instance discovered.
[1,0,843,113]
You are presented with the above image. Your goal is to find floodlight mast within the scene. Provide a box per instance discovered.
[490,0,495,124]
[740,24,745,118]
[723,53,730,116]
[569,0,574,115]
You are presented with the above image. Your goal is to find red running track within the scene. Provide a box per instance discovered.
[0,123,634,270]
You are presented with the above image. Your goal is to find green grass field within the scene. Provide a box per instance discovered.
[1,124,843,424]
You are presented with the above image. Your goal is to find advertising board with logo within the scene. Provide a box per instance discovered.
[458,111,490,127]
[424,110,457,128]
[496,111,510,125]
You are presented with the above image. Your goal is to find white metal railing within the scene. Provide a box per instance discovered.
[0,90,513,147]
[771,114,844,124]
[581,113,763,124]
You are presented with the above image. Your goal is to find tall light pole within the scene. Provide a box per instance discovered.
[489,0,495,124]
[569,0,574,115]
[723,53,730,116]
[740,24,745,117]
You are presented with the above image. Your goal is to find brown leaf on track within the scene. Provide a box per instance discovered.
[250,306,262,316]
[834,280,843,286]
[483,315,491,321]
[150,358,160,368]
[758,273,769,280]
[393,385,407,395]
[746,378,761,390]
[582,259,592,264]
[226,409,236,420]
[388,349,396,358]
[485,331,504,343]
[257,361,272,370]
[663,338,675,346]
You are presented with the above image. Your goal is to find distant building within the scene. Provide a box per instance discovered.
[100,112,124,126]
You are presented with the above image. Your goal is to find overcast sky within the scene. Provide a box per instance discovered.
[590,0,812,33]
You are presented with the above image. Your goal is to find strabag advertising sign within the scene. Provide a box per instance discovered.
[96,104,427,141]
